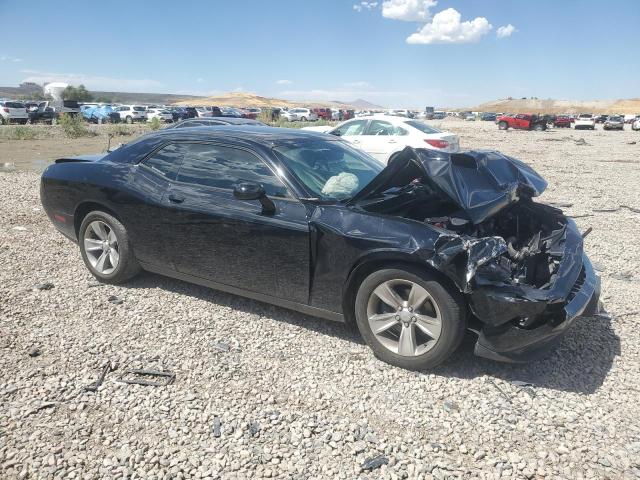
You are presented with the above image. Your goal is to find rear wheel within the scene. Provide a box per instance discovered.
[533,123,544,131]
[126,116,133,124]
[498,121,508,130]
[300,116,307,122]
[355,266,465,370]
[79,211,140,284]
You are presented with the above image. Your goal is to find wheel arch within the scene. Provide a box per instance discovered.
[73,201,121,239]
[341,251,460,326]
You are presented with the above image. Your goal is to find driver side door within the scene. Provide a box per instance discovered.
[330,119,369,151]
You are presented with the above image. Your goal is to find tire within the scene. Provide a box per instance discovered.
[533,124,544,132]
[498,121,508,130]
[354,266,465,370]
[79,210,141,284]
[126,116,133,124]
[300,116,307,122]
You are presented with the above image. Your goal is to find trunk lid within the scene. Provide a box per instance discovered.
[349,147,547,224]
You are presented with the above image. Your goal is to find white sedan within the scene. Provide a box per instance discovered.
[303,115,460,164]
[146,109,173,123]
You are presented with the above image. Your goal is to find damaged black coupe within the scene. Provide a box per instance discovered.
[40,126,600,370]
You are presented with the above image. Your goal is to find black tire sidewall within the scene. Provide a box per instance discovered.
[354,266,465,370]
[79,211,139,284]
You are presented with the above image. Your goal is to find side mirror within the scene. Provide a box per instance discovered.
[330,130,341,136]
[233,182,275,214]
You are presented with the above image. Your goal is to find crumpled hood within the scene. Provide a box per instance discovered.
[350,147,547,224]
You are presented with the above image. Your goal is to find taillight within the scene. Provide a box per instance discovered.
[3,108,9,113]
[425,139,449,149]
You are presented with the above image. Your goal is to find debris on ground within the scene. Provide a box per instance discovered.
[249,421,260,436]
[213,341,231,352]
[28,347,40,357]
[212,415,221,438]
[107,295,124,305]
[361,454,389,471]
[117,369,175,387]
[33,282,54,291]
[85,362,115,392]
[443,399,460,412]
[575,138,588,145]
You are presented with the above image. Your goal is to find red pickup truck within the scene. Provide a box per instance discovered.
[497,113,547,131]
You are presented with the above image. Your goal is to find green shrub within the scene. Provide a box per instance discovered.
[0,126,39,140]
[59,113,95,138]
[107,124,135,136]
[149,117,161,131]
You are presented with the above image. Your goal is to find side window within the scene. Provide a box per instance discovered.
[141,143,183,178]
[176,144,289,198]
[365,120,396,136]
[333,120,367,136]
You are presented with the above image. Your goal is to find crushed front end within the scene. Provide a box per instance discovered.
[425,201,601,362]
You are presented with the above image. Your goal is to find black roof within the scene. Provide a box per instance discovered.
[156,125,333,142]
[166,117,265,129]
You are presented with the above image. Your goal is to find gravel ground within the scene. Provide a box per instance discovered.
[1,120,639,479]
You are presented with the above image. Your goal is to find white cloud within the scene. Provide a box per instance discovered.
[382,0,437,21]
[1,55,22,62]
[20,70,163,91]
[353,1,378,12]
[276,79,293,85]
[196,77,205,83]
[344,81,371,88]
[496,24,516,38]
[406,8,492,44]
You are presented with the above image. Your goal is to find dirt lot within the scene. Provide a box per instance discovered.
[1,120,639,479]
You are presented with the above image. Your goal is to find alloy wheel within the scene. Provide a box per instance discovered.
[366,279,442,357]
[83,220,120,275]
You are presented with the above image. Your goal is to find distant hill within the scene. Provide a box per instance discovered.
[473,97,640,115]
[343,98,385,110]
[174,91,378,109]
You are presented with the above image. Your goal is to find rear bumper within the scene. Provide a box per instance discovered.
[474,254,601,362]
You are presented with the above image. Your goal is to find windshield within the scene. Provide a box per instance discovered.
[405,120,441,134]
[133,106,146,111]
[579,114,593,118]
[273,139,383,201]
[609,116,622,121]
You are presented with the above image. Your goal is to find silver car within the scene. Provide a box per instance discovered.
[603,115,624,130]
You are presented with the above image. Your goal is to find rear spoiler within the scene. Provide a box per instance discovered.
[55,154,107,164]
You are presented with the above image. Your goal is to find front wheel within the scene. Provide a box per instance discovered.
[355,267,465,370]
[300,116,307,122]
[126,116,133,124]
[498,121,508,130]
[79,211,140,284]
[534,124,544,131]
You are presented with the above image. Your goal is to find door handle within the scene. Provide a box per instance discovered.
[388,139,397,143]
[352,139,360,144]
[168,194,185,204]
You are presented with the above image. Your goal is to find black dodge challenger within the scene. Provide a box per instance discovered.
[40,126,600,370]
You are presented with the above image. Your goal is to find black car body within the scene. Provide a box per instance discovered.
[40,126,600,367]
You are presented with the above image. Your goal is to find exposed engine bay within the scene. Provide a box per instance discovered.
[358,180,570,294]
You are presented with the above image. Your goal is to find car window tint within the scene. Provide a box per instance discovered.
[176,144,289,198]
[142,143,183,177]
[333,120,367,136]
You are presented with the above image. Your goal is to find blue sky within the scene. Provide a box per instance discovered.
[1,0,639,108]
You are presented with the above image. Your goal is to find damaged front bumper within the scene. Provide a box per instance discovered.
[469,220,601,362]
